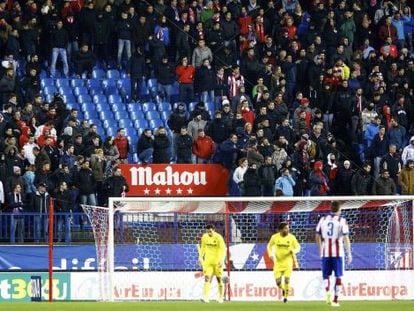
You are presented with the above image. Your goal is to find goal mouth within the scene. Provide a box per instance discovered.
[81,196,414,301]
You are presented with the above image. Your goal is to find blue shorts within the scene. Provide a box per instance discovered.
[322,257,344,278]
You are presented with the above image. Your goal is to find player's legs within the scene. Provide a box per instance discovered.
[283,268,293,303]
[214,264,224,302]
[202,263,214,302]
[332,257,344,305]
[322,258,334,304]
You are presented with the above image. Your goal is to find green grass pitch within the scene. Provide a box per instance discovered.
[1,301,413,311]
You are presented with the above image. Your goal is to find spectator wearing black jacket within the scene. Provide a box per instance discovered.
[205,111,229,144]
[175,24,192,61]
[31,183,50,242]
[93,11,111,66]
[78,0,96,45]
[72,44,95,78]
[153,126,171,163]
[116,11,132,68]
[137,129,154,164]
[8,184,25,243]
[155,56,175,102]
[50,20,69,77]
[167,104,187,161]
[128,47,146,102]
[74,160,96,206]
[351,162,374,195]
[54,181,73,242]
[259,156,278,196]
[105,166,129,198]
[176,126,193,164]
[243,164,262,196]
[196,59,215,104]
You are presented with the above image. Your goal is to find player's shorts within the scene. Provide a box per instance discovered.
[273,265,293,279]
[203,262,223,278]
[322,257,344,278]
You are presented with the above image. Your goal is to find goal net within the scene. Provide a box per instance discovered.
[82,197,414,301]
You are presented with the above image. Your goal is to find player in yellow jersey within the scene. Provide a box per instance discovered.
[267,222,301,303]
[198,224,226,303]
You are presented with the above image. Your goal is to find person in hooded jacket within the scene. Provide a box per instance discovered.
[398,160,414,194]
[259,156,278,196]
[335,160,354,195]
[243,163,262,196]
[401,136,414,165]
[309,160,330,196]
[153,126,171,163]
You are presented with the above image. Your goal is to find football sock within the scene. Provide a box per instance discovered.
[323,278,330,292]
[334,278,342,303]
[218,282,224,298]
[284,284,289,298]
[204,281,211,300]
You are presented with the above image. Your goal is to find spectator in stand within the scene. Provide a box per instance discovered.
[105,166,129,198]
[50,20,69,77]
[113,128,129,163]
[196,58,215,104]
[155,55,175,103]
[380,144,402,183]
[259,156,278,196]
[153,126,171,164]
[31,183,50,243]
[9,183,25,243]
[335,160,354,195]
[351,162,373,196]
[137,129,154,164]
[205,111,228,144]
[243,163,261,196]
[398,160,414,195]
[116,11,133,69]
[90,149,106,205]
[309,160,330,196]
[176,56,195,104]
[192,39,213,68]
[187,113,207,139]
[74,160,96,206]
[401,136,414,165]
[54,181,73,242]
[128,46,146,102]
[192,128,215,164]
[72,44,95,78]
[176,126,193,164]
[275,167,296,197]
[372,169,397,195]
[167,103,187,162]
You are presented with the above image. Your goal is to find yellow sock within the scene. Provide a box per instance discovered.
[204,281,211,300]
[218,282,224,298]
[284,284,290,298]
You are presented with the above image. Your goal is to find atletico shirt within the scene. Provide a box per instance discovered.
[267,233,300,267]
[199,232,226,264]
[316,214,349,258]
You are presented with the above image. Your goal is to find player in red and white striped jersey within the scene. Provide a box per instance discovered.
[315,201,352,307]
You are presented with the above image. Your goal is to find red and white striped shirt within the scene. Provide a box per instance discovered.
[316,214,349,258]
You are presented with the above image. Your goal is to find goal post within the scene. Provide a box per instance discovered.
[82,196,414,302]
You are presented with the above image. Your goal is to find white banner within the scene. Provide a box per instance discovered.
[70,270,414,301]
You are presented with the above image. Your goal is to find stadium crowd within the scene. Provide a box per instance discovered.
[0,0,414,241]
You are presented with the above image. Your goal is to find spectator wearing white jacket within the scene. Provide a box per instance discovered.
[401,136,414,165]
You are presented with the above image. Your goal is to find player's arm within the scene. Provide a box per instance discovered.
[290,235,301,254]
[267,235,275,261]
[218,234,226,266]
[315,218,323,256]
[198,235,206,266]
[342,220,352,264]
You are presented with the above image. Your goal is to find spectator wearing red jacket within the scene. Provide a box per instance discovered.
[176,56,195,103]
[238,7,252,35]
[192,129,215,163]
[113,128,129,163]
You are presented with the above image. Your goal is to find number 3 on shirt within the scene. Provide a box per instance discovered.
[327,222,334,236]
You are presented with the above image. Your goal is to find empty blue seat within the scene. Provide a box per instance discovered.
[103,119,117,129]
[123,127,136,137]
[96,103,110,112]
[77,94,92,103]
[93,94,107,104]
[114,111,129,121]
[134,119,148,129]
[149,118,164,129]
[130,110,145,120]
[107,69,120,79]
[106,127,116,136]
[127,103,142,112]
[142,102,156,112]
[58,86,73,96]
[92,69,106,79]
[87,79,102,88]
[118,118,133,128]
[88,118,101,126]
[105,86,119,96]
[66,102,79,110]
[206,102,215,112]
[160,111,170,121]
[96,126,106,138]
[111,103,127,112]
[74,86,89,96]
[117,78,130,89]
[44,86,57,95]
[157,102,172,112]
[89,86,104,96]
[108,94,122,104]
[56,78,70,88]
[145,111,160,120]
[63,94,76,103]
[71,79,84,88]
[102,79,117,89]
[99,110,113,120]
[81,103,95,112]
[41,78,54,88]
[188,101,198,111]
[147,78,158,89]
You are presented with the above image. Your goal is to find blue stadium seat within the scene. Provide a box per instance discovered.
[41,78,54,88]
[145,111,160,120]
[173,102,186,110]
[63,94,76,103]
[206,102,215,112]
[96,103,110,112]
[65,102,79,110]
[117,78,130,89]
[111,103,127,112]
[149,118,164,129]
[81,103,95,112]
[104,86,119,96]
[108,94,123,104]
[102,79,117,89]
[147,78,158,89]
[127,103,142,112]
[103,119,117,129]
[56,78,70,88]
[93,94,107,104]
[106,127,117,137]
[130,110,145,120]
[118,118,133,128]
[92,69,106,79]
[99,110,113,120]
[71,79,84,88]
[160,111,170,121]
[123,127,136,137]
[43,86,57,96]
[84,111,99,121]
[74,86,89,96]
[77,94,92,103]
[58,86,73,96]
[88,118,101,126]
[87,79,102,88]
[96,126,105,138]
[107,69,120,79]
[157,102,172,112]
[134,119,148,129]
[142,102,156,112]
[89,86,104,96]
[114,111,129,121]
[188,101,198,112]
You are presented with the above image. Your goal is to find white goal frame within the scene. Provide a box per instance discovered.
[103,195,414,302]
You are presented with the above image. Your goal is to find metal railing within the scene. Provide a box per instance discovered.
[0,212,95,244]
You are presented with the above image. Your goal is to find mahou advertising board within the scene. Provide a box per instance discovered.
[120,164,230,196]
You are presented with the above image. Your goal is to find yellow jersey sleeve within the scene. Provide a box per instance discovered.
[267,234,277,258]
[200,232,226,264]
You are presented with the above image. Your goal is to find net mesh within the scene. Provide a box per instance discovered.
[82,199,413,300]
